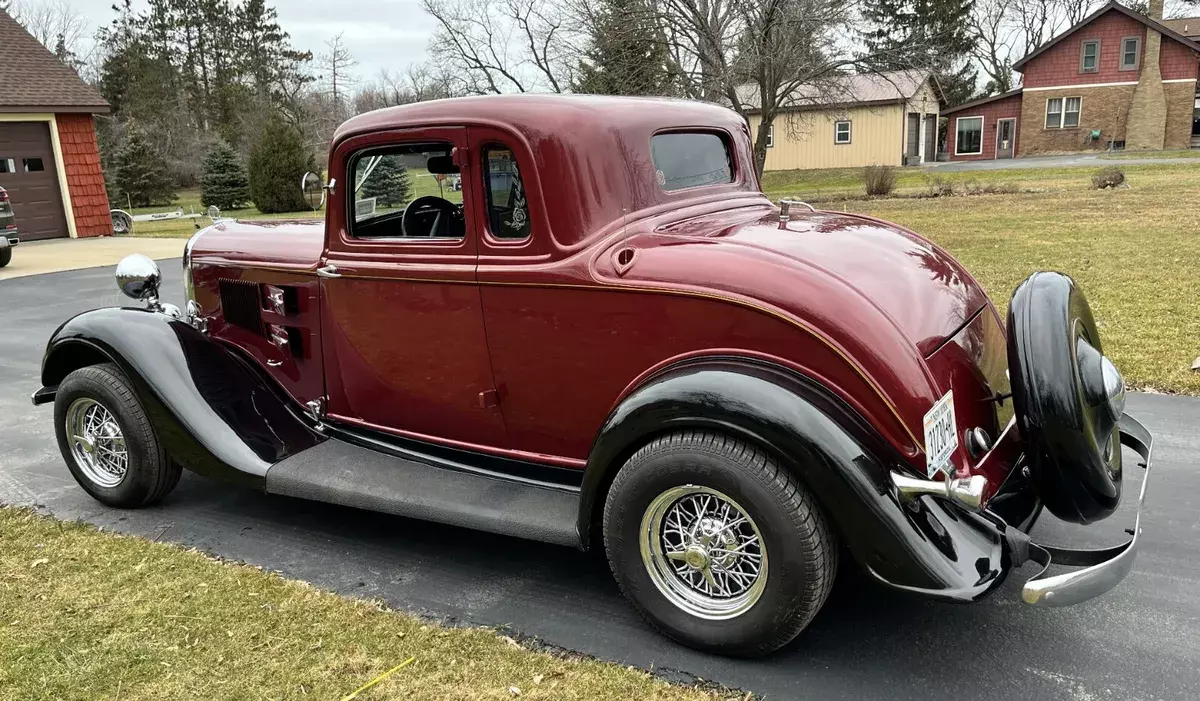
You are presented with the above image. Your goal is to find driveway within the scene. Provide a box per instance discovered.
[924,152,1199,172]
[2,264,1199,700]
[0,236,183,281]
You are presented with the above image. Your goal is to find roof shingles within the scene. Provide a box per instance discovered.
[0,9,109,112]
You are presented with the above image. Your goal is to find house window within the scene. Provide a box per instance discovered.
[1121,36,1141,71]
[23,158,44,172]
[0,158,13,174]
[1046,97,1081,128]
[1080,40,1099,73]
[1063,97,1081,128]
[834,120,851,144]
[763,123,774,148]
[955,116,983,155]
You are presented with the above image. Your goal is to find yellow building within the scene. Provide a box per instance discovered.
[743,70,941,171]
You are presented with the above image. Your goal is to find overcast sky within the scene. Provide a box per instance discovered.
[69,0,438,83]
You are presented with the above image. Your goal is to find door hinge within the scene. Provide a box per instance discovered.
[306,397,327,430]
[452,146,466,169]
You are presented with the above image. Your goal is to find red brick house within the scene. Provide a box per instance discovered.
[944,0,1200,160]
[0,9,111,240]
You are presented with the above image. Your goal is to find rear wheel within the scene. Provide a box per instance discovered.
[603,431,836,656]
[0,248,11,267]
[53,363,180,507]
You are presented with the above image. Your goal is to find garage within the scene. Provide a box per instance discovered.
[0,9,112,241]
[0,122,69,240]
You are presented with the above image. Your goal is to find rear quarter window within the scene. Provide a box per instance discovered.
[650,132,733,191]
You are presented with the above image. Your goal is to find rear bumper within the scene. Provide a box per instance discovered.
[873,412,1152,607]
[0,232,17,248]
[1019,413,1152,606]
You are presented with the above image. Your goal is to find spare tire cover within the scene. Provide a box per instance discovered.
[1007,272,1122,524]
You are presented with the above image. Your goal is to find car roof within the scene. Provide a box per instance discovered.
[333,94,759,249]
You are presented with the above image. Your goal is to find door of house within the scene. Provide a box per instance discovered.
[924,114,937,162]
[906,113,921,163]
[996,119,1016,159]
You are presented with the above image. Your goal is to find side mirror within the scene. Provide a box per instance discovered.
[301,171,327,211]
[115,253,162,301]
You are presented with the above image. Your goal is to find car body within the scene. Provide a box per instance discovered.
[0,186,18,267]
[35,95,1152,655]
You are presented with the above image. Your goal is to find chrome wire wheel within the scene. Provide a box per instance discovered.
[639,485,768,620]
[65,397,128,488]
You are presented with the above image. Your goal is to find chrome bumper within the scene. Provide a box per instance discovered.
[1021,413,1153,606]
[0,233,16,248]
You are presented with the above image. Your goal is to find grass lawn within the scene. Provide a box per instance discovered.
[806,164,1200,394]
[0,507,732,701]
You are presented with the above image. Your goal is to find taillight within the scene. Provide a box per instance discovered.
[0,190,8,202]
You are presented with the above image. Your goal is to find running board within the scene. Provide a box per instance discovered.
[264,436,582,548]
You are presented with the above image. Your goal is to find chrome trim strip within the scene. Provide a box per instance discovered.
[1021,413,1153,606]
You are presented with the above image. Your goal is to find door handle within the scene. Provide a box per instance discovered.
[316,263,341,278]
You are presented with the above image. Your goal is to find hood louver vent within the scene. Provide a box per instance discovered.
[218,279,263,335]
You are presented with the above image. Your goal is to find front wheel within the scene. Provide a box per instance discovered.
[603,431,837,656]
[53,363,181,507]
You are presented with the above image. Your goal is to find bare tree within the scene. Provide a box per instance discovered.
[6,0,88,69]
[969,0,1104,97]
[353,64,459,113]
[317,32,359,117]
[421,0,576,93]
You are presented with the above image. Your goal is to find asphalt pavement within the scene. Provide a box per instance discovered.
[924,152,1199,171]
[2,262,1199,700]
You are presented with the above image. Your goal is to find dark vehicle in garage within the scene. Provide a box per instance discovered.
[34,95,1152,656]
[0,185,17,267]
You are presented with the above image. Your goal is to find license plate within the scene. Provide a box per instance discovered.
[923,391,959,478]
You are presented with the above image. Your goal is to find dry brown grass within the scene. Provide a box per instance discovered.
[0,507,735,701]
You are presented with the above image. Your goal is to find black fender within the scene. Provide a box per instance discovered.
[580,359,1013,601]
[37,307,322,487]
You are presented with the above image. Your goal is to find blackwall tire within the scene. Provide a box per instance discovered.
[603,430,837,656]
[0,248,10,267]
[53,363,181,508]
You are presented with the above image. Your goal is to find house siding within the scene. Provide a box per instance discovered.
[55,113,110,237]
[946,93,1024,160]
[1019,85,1136,154]
[1023,12,1150,88]
[749,103,907,171]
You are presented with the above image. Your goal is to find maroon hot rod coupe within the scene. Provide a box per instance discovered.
[36,95,1151,656]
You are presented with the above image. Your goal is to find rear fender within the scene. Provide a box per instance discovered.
[37,307,322,486]
[580,359,1011,600]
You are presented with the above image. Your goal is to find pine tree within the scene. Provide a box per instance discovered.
[861,0,977,107]
[200,140,250,210]
[248,118,315,214]
[573,0,677,96]
[111,124,176,208]
[358,155,412,208]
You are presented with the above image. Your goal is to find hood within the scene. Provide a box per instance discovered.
[651,207,989,356]
[190,218,325,270]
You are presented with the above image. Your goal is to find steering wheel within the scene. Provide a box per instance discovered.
[401,196,459,237]
[1007,272,1125,524]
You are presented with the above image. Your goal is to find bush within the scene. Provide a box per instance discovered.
[248,119,316,214]
[200,140,250,210]
[925,175,955,197]
[863,164,897,196]
[111,123,176,208]
[1092,166,1126,189]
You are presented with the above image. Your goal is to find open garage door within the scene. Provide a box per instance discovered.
[0,122,69,240]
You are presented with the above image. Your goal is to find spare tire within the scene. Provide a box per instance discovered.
[1007,272,1126,524]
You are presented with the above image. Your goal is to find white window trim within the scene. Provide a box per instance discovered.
[834,120,852,145]
[1045,96,1082,129]
[1025,79,1196,92]
[954,115,984,156]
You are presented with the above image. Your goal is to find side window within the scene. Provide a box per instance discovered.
[0,158,14,174]
[482,146,530,240]
[349,141,464,239]
[23,158,44,172]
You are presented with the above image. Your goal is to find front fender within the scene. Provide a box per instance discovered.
[580,359,1012,600]
[37,307,322,487]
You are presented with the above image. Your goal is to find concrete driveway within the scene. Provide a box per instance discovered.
[0,236,184,281]
[3,263,1200,700]
[925,152,1199,172]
